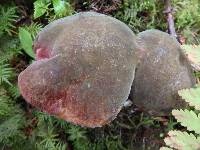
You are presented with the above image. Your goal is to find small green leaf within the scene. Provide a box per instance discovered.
[181,45,200,71]
[18,27,35,59]
[164,130,200,150]
[34,0,49,19]
[52,0,73,17]
[178,87,200,111]
[52,0,65,14]
[172,109,200,134]
[23,22,43,39]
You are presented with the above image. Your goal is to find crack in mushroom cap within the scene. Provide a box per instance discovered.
[18,12,138,128]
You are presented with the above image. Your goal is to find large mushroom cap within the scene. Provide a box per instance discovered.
[18,12,138,127]
[131,29,196,116]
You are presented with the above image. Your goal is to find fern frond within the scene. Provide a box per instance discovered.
[53,117,69,130]
[24,22,43,39]
[33,0,50,19]
[66,125,89,150]
[48,0,74,22]
[38,141,67,150]
[33,110,53,125]
[0,36,21,62]
[181,45,200,71]
[8,85,20,100]
[0,95,14,118]
[0,89,24,120]
[0,6,18,35]
[53,141,67,150]
[115,0,162,33]
[34,121,67,150]
[0,63,14,86]
[172,109,200,134]
[178,87,200,111]
[52,0,73,17]
[38,127,59,148]
[0,114,25,144]
[164,130,200,150]
[173,0,200,31]
[104,136,125,150]
[67,125,88,141]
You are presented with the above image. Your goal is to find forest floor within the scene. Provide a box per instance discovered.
[0,0,200,150]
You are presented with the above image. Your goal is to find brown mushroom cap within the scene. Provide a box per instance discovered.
[18,12,138,127]
[131,29,196,116]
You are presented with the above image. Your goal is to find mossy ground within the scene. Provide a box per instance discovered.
[0,0,199,150]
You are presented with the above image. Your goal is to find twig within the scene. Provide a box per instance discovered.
[163,0,180,43]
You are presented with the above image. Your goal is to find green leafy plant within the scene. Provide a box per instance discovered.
[172,0,200,44]
[181,45,200,71]
[0,5,17,36]
[23,22,43,39]
[0,88,27,150]
[52,0,73,17]
[0,63,14,86]
[172,0,200,32]
[161,87,200,149]
[8,85,20,100]
[37,126,66,150]
[115,0,164,33]
[18,27,35,59]
[0,36,21,63]
[0,114,26,145]
[161,131,200,150]
[66,125,89,150]
[19,22,43,59]
[0,95,14,118]
[161,45,200,150]
[33,0,73,20]
[34,0,50,19]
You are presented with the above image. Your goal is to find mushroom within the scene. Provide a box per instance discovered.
[18,12,138,128]
[131,29,196,116]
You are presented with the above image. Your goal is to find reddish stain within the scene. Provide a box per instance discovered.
[36,48,50,60]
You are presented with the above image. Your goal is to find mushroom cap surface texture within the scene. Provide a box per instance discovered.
[131,29,196,116]
[18,12,138,128]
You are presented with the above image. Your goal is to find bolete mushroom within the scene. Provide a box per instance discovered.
[18,12,138,127]
[131,29,196,116]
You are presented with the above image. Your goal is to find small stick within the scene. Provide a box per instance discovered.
[163,0,180,43]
